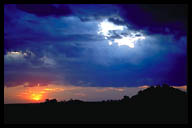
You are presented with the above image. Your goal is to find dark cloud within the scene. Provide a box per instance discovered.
[16,4,72,17]
[108,17,125,25]
[4,4,187,88]
[68,4,120,21]
[117,4,187,37]
[140,4,187,23]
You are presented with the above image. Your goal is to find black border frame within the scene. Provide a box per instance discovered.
[1,0,191,127]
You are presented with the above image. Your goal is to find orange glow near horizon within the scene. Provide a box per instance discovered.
[19,85,46,102]
[4,83,187,104]
[139,85,149,89]
[7,84,66,103]
[172,85,187,92]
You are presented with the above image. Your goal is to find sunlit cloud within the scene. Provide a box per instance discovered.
[114,34,145,48]
[139,85,150,89]
[4,51,26,63]
[97,18,146,48]
[7,51,22,56]
[98,19,125,37]
[74,93,87,97]
[4,50,35,65]
[40,56,56,67]
[172,85,187,92]
[5,50,35,58]
[108,40,113,45]
[95,87,125,92]
[43,87,65,92]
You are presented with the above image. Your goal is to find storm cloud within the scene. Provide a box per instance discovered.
[4,4,187,88]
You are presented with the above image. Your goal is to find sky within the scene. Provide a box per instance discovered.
[4,4,187,103]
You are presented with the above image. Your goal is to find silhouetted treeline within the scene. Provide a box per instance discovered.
[43,84,187,105]
[4,84,187,124]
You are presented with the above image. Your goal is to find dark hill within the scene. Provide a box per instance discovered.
[4,84,187,124]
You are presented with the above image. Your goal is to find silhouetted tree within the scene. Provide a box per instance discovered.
[45,99,50,104]
[162,83,169,88]
[50,99,57,103]
[122,95,130,103]
[44,99,57,104]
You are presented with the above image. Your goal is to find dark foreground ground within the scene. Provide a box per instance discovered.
[4,85,188,124]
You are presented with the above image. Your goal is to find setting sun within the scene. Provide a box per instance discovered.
[4,84,66,103]
[30,93,42,101]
